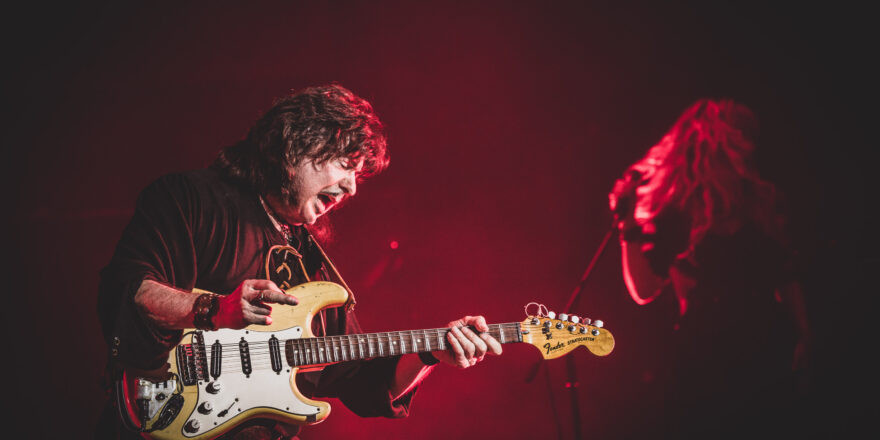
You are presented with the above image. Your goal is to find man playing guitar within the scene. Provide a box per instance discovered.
[96,84,502,439]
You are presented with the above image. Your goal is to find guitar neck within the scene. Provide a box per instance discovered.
[285,323,523,368]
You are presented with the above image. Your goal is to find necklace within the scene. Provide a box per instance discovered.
[259,196,298,247]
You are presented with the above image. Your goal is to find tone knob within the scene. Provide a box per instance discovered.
[206,381,222,394]
[593,320,604,328]
[547,311,556,319]
[570,316,580,324]
[185,419,201,433]
[198,401,213,414]
[559,313,569,322]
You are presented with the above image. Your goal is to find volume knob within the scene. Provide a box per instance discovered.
[206,381,222,394]
[185,419,201,433]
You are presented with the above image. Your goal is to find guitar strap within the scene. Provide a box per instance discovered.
[263,227,357,312]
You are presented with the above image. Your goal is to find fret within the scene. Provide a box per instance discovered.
[411,331,418,353]
[435,329,445,351]
[423,329,430,351]
[310,337,317,365]
[390,332,396,355]
[347,334,355,361]
[337,335,346,362]
[320,338,328,363]
[499,325,505,344]
[302,338,308,366]
[314,338,321,364]
[292,339,299,366]
[359,335,366,359]
[299,338,306,366]
[399,332,407,354]
[330,336,337,363]
[378,333,384,357]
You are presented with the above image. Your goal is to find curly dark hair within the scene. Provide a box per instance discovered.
[213,84,390,199]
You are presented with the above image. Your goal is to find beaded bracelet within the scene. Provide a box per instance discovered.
[192,293,220,331]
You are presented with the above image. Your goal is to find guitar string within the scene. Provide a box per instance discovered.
[205,330,536,374]
[211,329,525,358]
[188,326,534,375]
[198,324,523,350]
[201,328,527,354]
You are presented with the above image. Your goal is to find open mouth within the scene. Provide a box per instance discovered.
[317,193,334,211]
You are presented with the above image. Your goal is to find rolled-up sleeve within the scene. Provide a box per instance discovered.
[97,174,199,369]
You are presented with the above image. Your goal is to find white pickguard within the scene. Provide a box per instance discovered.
[180,326,319,437]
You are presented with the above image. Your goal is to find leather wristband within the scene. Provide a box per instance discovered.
[418,351,440,366]
[192,293,220,331]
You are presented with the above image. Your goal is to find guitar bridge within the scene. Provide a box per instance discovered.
[177,331,209,385]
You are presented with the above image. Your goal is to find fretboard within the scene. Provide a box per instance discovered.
[284,323,522,367]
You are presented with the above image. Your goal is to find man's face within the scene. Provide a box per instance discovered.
[271,157,361,225]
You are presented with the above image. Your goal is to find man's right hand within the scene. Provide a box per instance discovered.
[214,279,298,329]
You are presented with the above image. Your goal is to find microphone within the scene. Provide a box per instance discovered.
[609,169,644,218]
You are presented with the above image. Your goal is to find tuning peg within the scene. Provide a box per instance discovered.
[582,317,592,325]
[547,311,557,320]
[570,316,580,324]
[593,319,604,328]
[559,313,569,322]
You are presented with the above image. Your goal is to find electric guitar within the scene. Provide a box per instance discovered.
[117,281,615,439]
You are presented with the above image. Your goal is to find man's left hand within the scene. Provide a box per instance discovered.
[432,315,502,368]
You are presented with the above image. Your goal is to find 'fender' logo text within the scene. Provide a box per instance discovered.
[543,342,564,354]
[543,336,597,355]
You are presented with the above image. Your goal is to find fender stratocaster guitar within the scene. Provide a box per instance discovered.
[117,281,614,439]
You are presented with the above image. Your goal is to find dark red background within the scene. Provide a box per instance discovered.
[4,1,871,438]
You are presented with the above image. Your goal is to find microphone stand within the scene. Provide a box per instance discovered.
[526,225,615,439]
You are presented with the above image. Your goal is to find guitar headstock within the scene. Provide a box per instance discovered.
[520,314,615,359]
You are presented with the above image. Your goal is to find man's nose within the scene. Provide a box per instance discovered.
[340,171,357,196]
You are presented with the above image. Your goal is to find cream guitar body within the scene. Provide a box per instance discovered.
[118,281,614,439]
